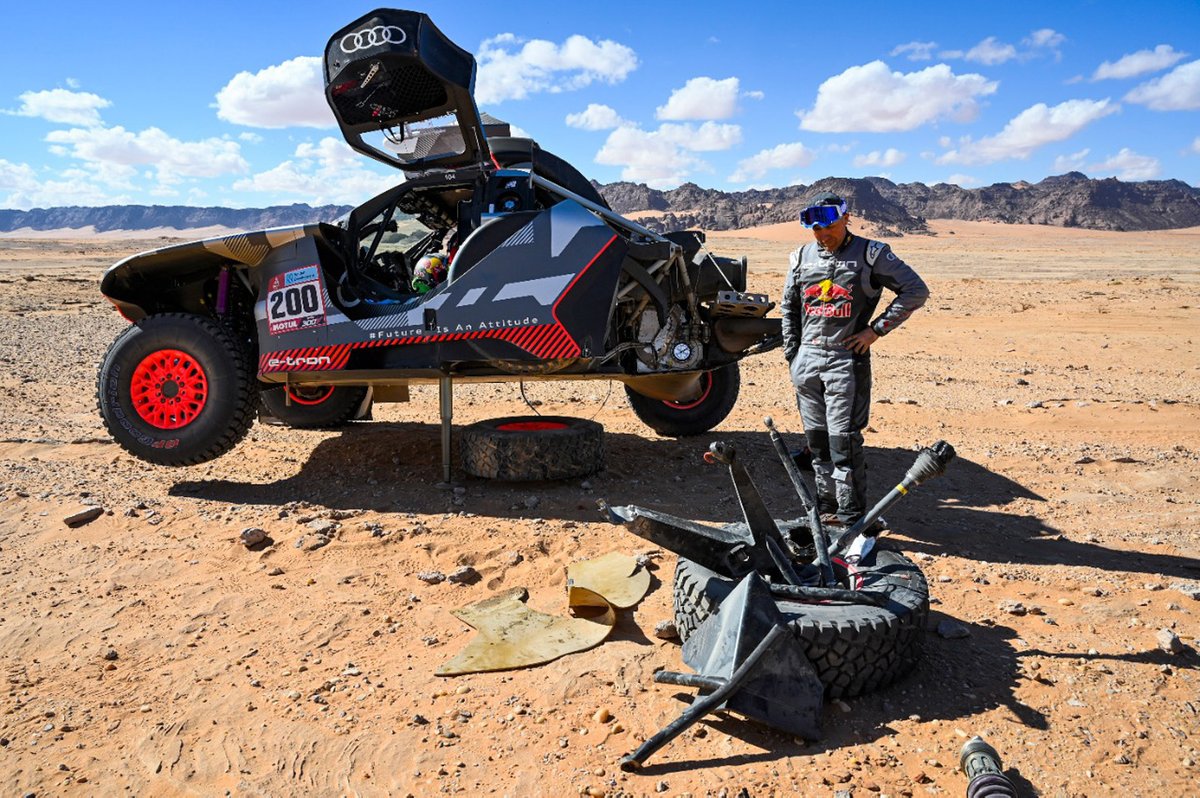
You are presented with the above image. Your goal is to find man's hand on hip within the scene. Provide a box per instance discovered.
[844,328,879,354]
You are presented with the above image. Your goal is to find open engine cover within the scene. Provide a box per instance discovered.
[323,8,488,171]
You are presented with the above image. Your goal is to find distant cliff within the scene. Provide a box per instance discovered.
[598,173,1200,235]
[0,204,352,234]
[2,173,1198,236]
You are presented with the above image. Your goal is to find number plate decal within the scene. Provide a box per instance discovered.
[267,265,327,335]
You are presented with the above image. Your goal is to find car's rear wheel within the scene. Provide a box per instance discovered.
[97,313,256,466]
[625,363,740,437]
[259,384,369,428]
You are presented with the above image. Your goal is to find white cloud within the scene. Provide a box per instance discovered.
[232,136,395,205]
[937,98,1119,165]
[1025,29,1066,50]
[215,56,334,129]
[853,148,907,168]
[962,37,1018,65]
[45,125,249,184]
[0,158,127,209]
[946,173,980,187]
[656,77,740,120]
[1094,45,1189,80]
[1089,148,1161,180]
[475,33,637,104]
[238,132,264,144]
[1192,136,1200,155]
[661,121,742,151]
[1124,59,1200,110]
[891,41,937,61]
[1052,148,1090,172]
[565,103,624,131]
[743,90,765,101]
[595,127,700,187]
[595,121,741,187]
[7,89,111,127]
[729,142,816,183]
[798,62,997,132]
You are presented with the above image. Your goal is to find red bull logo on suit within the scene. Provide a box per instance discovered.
[803,278,853,317]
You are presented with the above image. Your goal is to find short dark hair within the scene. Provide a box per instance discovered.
[807,191,846,207]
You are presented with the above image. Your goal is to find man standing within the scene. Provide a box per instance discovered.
[781,192,929,526]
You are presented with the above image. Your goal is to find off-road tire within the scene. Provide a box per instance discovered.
[459,416,603,481]
[672,548,929,698]
[625,363,740,437]
[97,313,256,466]
[259,385,369,428]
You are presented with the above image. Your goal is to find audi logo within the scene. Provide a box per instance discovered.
[340,25,407,53]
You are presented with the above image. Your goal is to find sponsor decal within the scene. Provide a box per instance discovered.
[368,316,540,340]
[803,278,852,303]
[284,266,319,286]
[268,265,327,335]
[805,303,853,318]
[340,25,407,53]
[803,278,853,318]
[266,355,333,369]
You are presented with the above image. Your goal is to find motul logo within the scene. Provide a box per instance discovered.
[267,355,332,368]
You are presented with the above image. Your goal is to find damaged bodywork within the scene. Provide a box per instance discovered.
[604,423,954,768]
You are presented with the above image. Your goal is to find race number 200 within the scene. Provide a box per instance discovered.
[267,266,327,335]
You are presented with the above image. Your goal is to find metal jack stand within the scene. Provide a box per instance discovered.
[438,375,454,485]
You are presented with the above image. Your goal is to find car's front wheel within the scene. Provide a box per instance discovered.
[625,363,740,437]
[96,313,256,466]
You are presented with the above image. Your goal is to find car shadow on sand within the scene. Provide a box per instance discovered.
[173,420,1200,583]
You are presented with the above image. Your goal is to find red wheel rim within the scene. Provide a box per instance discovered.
[130,348,208,429]
[663,372,712,411]
[285,385,335,406]
[497,421,570,432]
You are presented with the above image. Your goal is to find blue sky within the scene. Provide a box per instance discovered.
[1,0,1198,209]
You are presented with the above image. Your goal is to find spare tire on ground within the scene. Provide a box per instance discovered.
[672,547,929,698]
[459,416,603,481]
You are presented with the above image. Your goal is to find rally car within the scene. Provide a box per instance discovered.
[96,8,781,468]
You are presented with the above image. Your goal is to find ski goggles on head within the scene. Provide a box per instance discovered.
[799,201,847,229]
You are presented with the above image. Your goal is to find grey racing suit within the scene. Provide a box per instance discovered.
[780,232,928,522]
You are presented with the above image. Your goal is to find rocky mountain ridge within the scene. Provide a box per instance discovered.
[2,174,1197,236]
[0,203,352,234]
[598,172,1200,235]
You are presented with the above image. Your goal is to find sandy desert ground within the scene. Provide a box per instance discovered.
[0,221,1198,797]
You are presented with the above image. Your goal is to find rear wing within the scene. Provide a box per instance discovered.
[323,9,490,171]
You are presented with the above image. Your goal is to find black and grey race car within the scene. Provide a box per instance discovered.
[96,8,781,468]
